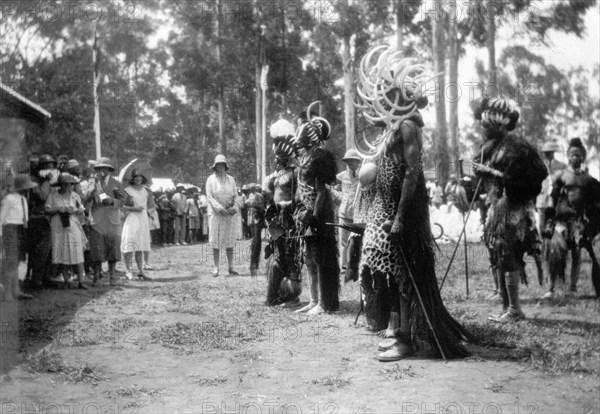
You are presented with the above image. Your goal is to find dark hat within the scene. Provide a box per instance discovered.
[13,173,38,192]
[94,157,115,171]
[38,154,56,167]
[212,154,229,171]
[568,138,587,157]
[568,137,584,149]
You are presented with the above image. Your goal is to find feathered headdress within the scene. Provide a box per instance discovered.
[355,45,440,160]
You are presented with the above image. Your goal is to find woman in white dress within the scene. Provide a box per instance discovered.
[121,170,152,281]
[205,155,240,277]
[45,173,88,289]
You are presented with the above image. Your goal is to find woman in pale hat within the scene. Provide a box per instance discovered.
[205,155,240,277]
[1,174,37,300]
[45,173,88,289]
[121,169,153,281]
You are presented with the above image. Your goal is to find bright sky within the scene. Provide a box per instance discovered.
[451,5,599,129]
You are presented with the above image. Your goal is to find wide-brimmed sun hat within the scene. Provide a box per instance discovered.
[212,154,229,171]
[53,172,79,186]
[541,141,561,152]
[342,149,362,162]
[13,174,38,192]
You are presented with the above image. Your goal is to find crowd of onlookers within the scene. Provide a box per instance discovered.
[0,153,275,300]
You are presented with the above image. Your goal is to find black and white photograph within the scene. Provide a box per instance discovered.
[1,1,599,413]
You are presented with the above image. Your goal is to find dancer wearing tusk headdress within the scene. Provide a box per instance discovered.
[263,119,302,305]
[353,45,471,361]
[292,102,340,315]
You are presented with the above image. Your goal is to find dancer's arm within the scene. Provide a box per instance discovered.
[391,120,422,241]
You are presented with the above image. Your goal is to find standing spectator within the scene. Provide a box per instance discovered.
[1,174,36,300]
[79,160,97,278]
[45,173,88,290]
[430,180,444,209]
[82,157,127,286]
[198,188,208,241]
[144,187,158,270]
[536,141,567,232]
[121,170,152,281]
[245,183,265,276]
[206,155,240,277]
[148,191,161,246]
[171,184,187,245]
[332,149,361,273]
[26,154,56,289]
[187,192,200,243]
[240,185,251,239]
[158,190,173,245]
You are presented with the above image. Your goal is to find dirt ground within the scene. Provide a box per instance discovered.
[1,240,599,414]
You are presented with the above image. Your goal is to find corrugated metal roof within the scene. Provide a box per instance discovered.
[0,81,51,120]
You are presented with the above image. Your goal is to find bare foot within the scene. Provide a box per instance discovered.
[306,304,325,316]
[295,302,317,313]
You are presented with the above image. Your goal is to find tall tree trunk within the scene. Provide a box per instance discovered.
[486,0,497,87]
[448,0,459,173]
[216,0,226,155]
[255,6,263,182]
[255,63,262,182]
[395,0,404,49]
[339,0,355,151]
[341,34,355,150]
[432,12,449,185]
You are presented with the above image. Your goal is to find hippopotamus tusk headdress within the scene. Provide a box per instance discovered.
[355,45,442,161]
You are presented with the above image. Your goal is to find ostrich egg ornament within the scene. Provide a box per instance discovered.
[358,162,378,188]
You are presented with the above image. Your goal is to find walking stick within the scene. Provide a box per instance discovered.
[439,176,483,292]
[463,212,469,296]
[354,287,364,325]
[397,245,446,360]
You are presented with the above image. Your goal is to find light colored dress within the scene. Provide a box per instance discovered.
[45,191,87,265]
[205,174,239,249]
[120,186,151,253]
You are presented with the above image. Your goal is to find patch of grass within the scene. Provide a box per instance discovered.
[189,374,228,386]
[379,364,419,380]
[466,320,600,375]
[312,376,352,389]
[104,385,161,399]
[23,350,103,383]
[484,381,504,393]
[150,321,263,353]
[19,312,54,345]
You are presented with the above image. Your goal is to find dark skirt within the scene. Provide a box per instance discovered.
[2,224,26,263]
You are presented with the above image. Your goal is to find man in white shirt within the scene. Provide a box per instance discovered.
[333,149,361,273]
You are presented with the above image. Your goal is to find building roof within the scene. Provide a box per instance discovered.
[0,81,51,123]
